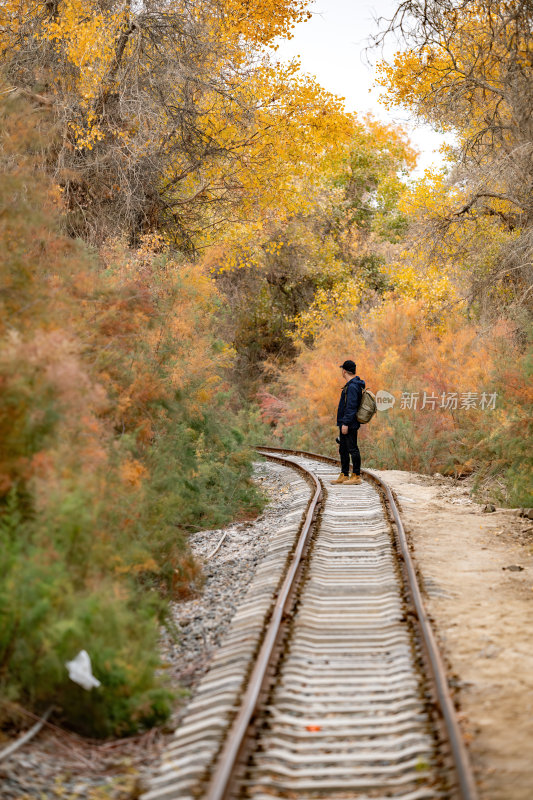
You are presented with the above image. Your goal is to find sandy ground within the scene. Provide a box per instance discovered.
[372,468,533,800]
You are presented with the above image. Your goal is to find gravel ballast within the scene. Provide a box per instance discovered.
[160,460,306,713]
[142,460,312,799]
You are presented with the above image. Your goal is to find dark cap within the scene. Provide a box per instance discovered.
[340,359,356,374]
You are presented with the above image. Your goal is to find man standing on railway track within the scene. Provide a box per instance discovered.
[331,360,365,485]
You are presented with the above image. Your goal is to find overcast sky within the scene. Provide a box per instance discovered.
[274,0,454,175]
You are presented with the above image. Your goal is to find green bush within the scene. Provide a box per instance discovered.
[0,495,172,737]
[136,393,265,592]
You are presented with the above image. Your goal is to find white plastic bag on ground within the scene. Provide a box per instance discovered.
[65,650,101,690]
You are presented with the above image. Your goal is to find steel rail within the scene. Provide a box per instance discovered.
[256,446,479,800]
[204,453,322,800]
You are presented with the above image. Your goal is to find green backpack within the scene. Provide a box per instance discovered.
[356,388,377,424]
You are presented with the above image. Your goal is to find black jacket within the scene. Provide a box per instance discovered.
[337,376,365,429]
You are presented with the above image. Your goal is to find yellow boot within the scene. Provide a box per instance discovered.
[344,473,362,485]
[331,473,349,484]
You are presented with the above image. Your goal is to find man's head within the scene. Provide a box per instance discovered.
[340,359,356,380]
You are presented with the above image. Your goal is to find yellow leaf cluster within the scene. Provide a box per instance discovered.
[167,60,355,244]
[384,257,460,333]
[218,0,312,47]
[40,0,129,147]
[120,457,148,488]
[375,2,532,152]
[0,0,38,56]
[397,168,523,297]
[293,277,365,341]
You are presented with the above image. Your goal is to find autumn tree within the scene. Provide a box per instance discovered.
[205,115,417,392]
[0,0,350,248]
[373,0,533,317]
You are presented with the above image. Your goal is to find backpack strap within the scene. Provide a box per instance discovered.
[342,385,348,407]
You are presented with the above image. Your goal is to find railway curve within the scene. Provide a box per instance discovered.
[142,449,478,800]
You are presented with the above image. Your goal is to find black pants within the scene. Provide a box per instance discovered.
[339,426,361,476]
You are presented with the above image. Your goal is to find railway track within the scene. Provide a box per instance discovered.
[143,448,478,800]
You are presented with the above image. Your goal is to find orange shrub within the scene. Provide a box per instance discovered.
[269,295,532,503]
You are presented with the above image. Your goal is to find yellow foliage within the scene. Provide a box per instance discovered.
[219,0,312,46]
[40,0,130,148]
[375,1,532,188]
[375,4,526,150]
[293,277,366,341]
[170,61,355,242]
[1,0,357,249]
[120,458,148,488]
[384,256,461,333]
[394,168,523,305]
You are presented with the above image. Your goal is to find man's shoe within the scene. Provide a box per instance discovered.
[331,473,349,484]
[344,474,362,485]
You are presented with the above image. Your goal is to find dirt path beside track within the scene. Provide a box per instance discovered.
[372,469,533,800]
